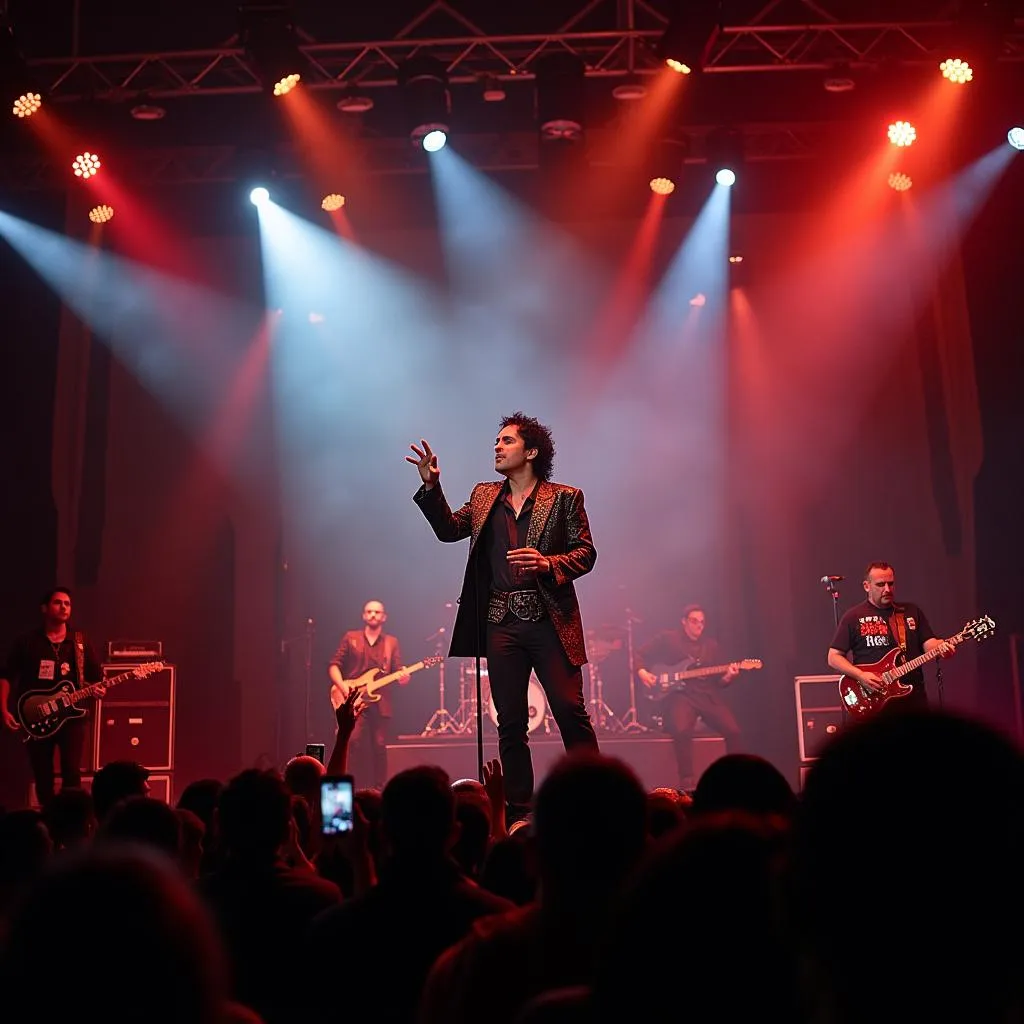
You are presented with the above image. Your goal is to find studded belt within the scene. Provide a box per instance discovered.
[487,589,547,624]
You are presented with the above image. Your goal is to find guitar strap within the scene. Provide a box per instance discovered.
[74,631,86,690]
[891,606,908,653]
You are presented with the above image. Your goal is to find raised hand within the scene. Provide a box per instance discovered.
[406,439,440,489]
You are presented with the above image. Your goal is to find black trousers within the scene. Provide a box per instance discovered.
[349,703,390,791]
[486,615,599,815]
[27,717,88,808]
[662,687,743,787]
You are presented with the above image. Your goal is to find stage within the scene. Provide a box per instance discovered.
[386,732,727,791]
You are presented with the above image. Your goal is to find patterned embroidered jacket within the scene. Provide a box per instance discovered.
[413,480,596,667]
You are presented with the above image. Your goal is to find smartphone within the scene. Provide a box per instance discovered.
[320,775,355,835]
[305,742,326,764]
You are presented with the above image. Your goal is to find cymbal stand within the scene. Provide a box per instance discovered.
[448,660,480,734]
[587,661,623,733]
[619,607,649,733]
[422,638,459,736]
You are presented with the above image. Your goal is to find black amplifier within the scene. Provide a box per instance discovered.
[107,639,164,660]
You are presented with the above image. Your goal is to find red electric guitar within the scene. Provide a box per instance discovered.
[837,615,995,718]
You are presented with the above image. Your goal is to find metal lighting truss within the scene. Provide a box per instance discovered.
[22,0,1024,102]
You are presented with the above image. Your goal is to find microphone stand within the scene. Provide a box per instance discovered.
[281,616,315,745]
[824,579,841,629]
[620,607,648,733]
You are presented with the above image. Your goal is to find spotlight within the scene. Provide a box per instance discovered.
[397,55,451,149]
[321,193,345,211]
[888,171,913,192]
[939,58,973,84]
[658,0,721,74]
[706,126,743,186]
[72,152,101,179]
[239,4,303,99]
[250,186,270,206]
[422,129,447,152]
[1008,127,1024,151]
[535,52,587,144]
[887,120,917,147]
[12,91,41,118]
[88,204,114,224]
[647,135,687,196]
[728,254,744,264]
[336,88,373,113]
[272,72,301,97]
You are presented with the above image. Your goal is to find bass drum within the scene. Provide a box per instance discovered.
[485,672,547,734]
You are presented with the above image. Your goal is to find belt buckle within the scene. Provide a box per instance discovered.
[509,590,540,621]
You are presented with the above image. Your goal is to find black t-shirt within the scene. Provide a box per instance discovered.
[2,627,104,699]
[829,600,936,687]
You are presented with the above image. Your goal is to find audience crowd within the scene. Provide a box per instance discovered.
[1,691,1021,1024]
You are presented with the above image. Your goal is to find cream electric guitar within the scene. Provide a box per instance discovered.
[330,656,442,710]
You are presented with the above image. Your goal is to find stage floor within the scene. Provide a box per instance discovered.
[387,732,726,791]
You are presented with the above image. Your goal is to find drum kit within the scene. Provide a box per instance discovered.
[419,608,647,737]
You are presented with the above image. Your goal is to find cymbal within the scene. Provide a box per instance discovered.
[587,624,625,643]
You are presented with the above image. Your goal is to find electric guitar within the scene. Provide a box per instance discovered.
[838,614,995,718]
[17,660,166,740]
[645,659,763,701]
[330,655,443,710]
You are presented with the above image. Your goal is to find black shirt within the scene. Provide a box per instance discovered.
[830,600,936,687]
[2,627,104,698]
[485,481,537,592]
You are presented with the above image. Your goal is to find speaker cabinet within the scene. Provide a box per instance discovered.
[95,663,176,771]
[795,674,844,762]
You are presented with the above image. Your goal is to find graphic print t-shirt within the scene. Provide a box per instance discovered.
[830,600,936,687]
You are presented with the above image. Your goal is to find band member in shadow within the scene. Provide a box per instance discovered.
[1,587,104,808]
[328,600,410,790]
[408,412,599,823]
[636,604,743,791]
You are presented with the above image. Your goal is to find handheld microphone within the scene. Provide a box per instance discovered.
[820,575,845,584]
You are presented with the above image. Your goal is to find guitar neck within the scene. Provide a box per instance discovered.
[890,633,962,680]
[367,660,428,693]
[70,667,152,704]
[670,664,733,682]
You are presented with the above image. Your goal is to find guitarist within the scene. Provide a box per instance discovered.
[1,586,104,808]
[827,562,956,709]
[327,599,410,789]
[636,604,743,790]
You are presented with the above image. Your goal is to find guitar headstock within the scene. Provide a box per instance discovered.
[135,660,165,677]
[962,615,996,642]
[739,659,763,670]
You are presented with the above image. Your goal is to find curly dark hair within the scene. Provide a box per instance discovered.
[499,412,555,482]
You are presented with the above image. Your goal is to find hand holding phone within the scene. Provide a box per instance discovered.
[320,775,355,835]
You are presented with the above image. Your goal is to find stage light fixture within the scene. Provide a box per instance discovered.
[647,135,687,196]
[250,186,270,206]
[88,204,114,224]
[12,91,40,118]
[72,152,101,179]
[398,55,451,149]
[939,58,973,84]
[657,0,722,75]
[888,171,913,192]
[321,193,345,211]
[239,4,303,99]
[2,20,45,119]
[728,254,744,264]
[1008,126,1024,151]
[887,120,917,147]
[422,128,447,153]
[535,52,587,144]
[706,126,743,186]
